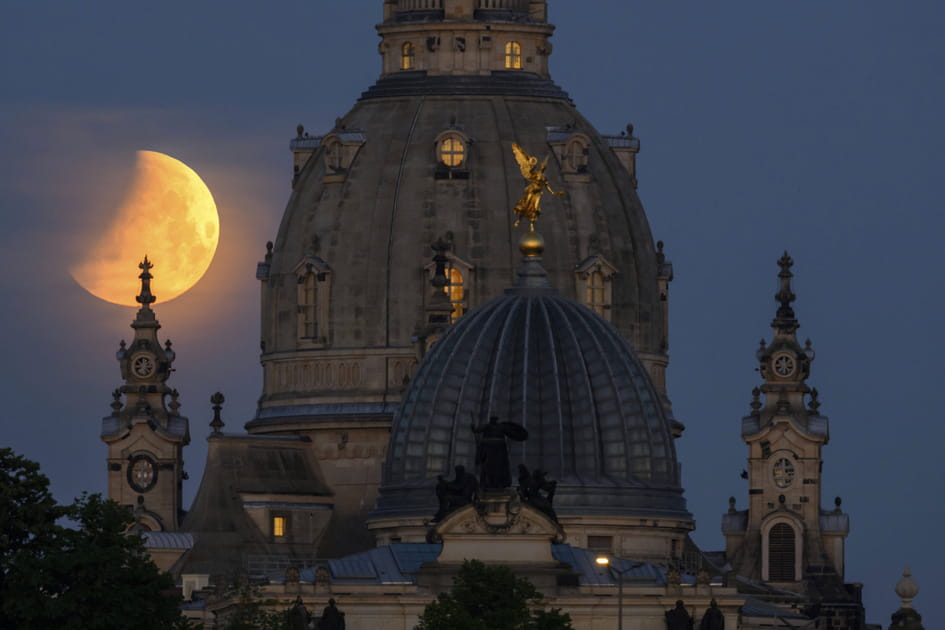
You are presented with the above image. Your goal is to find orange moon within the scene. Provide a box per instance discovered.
[71,151,220,306]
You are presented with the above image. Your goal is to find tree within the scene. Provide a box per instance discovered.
[415,560,574,630]
[0,447,186,629]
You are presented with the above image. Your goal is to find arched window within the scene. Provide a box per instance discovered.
[299,272,317,339]
[439,136,466,168]
[401,42,415,70]
[586,271,606,316]
[768,523,796,581]
[505,41,522,69]
[446,267,464,322]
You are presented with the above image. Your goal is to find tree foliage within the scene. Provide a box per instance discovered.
[0,447,185,629]
[415,560,573,630]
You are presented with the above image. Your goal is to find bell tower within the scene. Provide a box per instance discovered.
[722,253,849,588]
[101,258,190,531]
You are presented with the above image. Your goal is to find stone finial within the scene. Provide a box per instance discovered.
[110,389,123,415]
[656,240,666,265]
[168,389,181,415]
[728,497,737,513]
[895,566,919,608]
[296,124,304,139]
[209,392,225,436]
[136,256,156,307]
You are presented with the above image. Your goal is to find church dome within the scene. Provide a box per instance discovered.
[372,255,688,523]
[252,0,672,430]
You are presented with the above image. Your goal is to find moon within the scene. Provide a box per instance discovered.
[71,151,219,307]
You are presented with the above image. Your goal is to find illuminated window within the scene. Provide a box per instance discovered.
[768,523,796,581]
[299,272,317,339]
[401,42,415,70]
[439,137,466,167]
[586,271,606,316]
[273,515,286,538]
[445,267,464,322]
[505,41,522,69]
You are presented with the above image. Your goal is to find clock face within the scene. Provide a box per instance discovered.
[128,455,157,492]
[773,457,795,488]
[773,354,796,377]
[132,354,155,378]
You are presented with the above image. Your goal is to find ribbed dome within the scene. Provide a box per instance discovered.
[373,257,688,522]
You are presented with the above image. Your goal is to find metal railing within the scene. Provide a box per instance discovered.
[397,0,443,10]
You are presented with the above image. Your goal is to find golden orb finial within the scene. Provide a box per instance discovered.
[519,228,545,258]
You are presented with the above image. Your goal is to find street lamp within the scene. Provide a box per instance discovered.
[596,555,639,630]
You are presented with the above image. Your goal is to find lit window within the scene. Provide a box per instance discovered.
[586,271,606,316]
[273,516,286,538]
[299,272,317,339]
[401,42,415,70]
[768,523,795,581]
[445,268,464,322]
[505,41,522,69]
[439,137,466,167]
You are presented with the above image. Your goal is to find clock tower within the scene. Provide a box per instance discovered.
[722,253,850,590]
[101,258,190,531]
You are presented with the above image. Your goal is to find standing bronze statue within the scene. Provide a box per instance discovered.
[471,416,528,490]
[319,598,345,630]
[511,143,565,230]
[665,600,694,630]
[699,599,724,630]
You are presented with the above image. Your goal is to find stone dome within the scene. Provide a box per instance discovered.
[251,1,673,430]
[372,255,689,523]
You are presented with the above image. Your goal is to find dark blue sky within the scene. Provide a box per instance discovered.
[2,2,942,626]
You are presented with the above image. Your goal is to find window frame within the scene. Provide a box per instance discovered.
[505,41,522,69]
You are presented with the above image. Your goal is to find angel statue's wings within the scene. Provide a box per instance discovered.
[512,142,538,180]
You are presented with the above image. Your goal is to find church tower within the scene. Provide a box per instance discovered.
[722,253,850,588]
[101,258,190,531]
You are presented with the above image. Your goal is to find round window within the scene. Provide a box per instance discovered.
[439,137,465,167]
[772,457,795,489]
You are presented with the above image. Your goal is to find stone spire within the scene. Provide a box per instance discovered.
[101,259,190,531]
[754,252,818,427]
[209,392,225,437]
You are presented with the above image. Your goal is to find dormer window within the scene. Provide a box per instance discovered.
[324,139,344,173]
[425,250,473,323]
[564,137,589,173]
[575,255,618,322]
[401,42,415,70]
[295,256,332,346]
[505,41,522,69]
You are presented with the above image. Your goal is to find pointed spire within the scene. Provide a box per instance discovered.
[209,392,225,436]
[136,256,156,307]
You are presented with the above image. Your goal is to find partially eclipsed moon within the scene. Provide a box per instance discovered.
[71,151,219,306]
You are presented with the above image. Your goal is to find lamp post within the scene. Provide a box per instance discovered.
[596,556,638,630]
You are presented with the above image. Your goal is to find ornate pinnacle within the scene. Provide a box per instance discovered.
[209,392,225,436]
[136,256,156,307]
[808,387,821,414]
[750,387,762,415]
[772,251,798,332]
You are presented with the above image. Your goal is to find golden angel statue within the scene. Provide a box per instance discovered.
[511,142,565,229]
